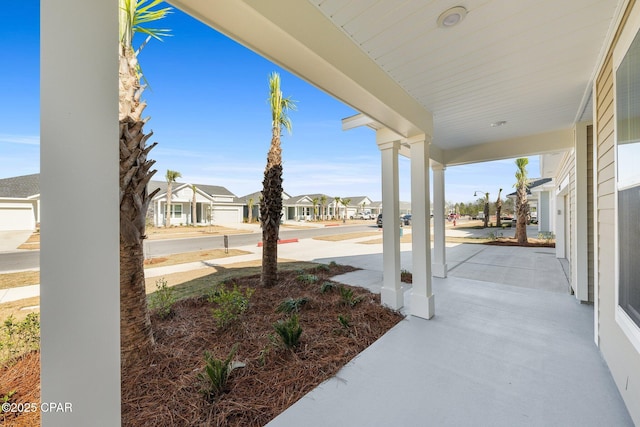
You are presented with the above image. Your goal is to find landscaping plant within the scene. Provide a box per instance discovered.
[198,344,245,401]
[149,277,176,319]
[276,297,309,314]
[209,283,254,328]
[273,314,303,349]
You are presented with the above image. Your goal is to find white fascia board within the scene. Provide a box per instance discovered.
[443,129,574,167]
[169,0,432,139]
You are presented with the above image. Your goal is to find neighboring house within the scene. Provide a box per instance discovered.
[0,174,40,231]
[149,180,243,226]
[236,190,292,222]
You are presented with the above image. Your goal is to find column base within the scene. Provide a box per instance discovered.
[381,286,404,310]
[432,263,448,278]
[411,293,435,319]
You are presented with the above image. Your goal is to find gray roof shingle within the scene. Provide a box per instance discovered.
[0,174,40,198]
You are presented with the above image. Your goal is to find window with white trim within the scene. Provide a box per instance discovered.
[616,24,640,329]
[171,204,182,219]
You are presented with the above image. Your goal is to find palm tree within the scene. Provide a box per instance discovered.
[191,184,197,226]
[514,158,530,245]
[333,196,341,220]
[312,197,319,221]
[320,195,327,221]
[495,188,503,227]
[119,0,171,364]
[247,197,254,223]
[165,169,181,227]
[341,198,351,223]
[260,72,296,287]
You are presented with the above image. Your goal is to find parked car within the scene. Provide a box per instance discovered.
[377,213,383,228]
[357,211,373,220]
[401,214,412,225]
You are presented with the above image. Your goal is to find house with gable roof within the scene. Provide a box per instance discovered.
[0,174,40,231]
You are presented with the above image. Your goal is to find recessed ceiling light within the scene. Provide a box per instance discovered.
[437,6,467,28]
[491,121,507,127]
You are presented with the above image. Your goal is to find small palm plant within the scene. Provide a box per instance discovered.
[273,314,303,349]
[198,344,245,401]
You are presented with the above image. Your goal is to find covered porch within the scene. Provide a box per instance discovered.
[268,243,634,426]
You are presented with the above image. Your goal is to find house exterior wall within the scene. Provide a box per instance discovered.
[587,125,595,303]
[556,151,576,287]
[594,0,640,423]
[0,199,38,231]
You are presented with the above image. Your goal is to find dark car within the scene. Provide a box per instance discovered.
[401,214,412,225]
[377,213,383,228]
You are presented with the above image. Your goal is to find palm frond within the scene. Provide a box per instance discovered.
[120,0,172,49]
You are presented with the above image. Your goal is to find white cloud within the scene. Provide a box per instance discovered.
[0,134,40,145]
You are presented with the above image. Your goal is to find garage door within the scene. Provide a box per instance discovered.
[212,208,240,224]
[0,206,35,231]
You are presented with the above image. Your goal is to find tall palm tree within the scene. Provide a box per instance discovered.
[320,195,327,221]
[495,188,503,227]
[164,169,181,227]
[341,198,351,223]
[261,72,296,287]
[514,158,530,245]
[191,184,197,226]
[119,0,171,365]
[333,196,341,220]
[247,197,254,223]
[312,197,319,221]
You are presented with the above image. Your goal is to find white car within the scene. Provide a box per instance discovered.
[357,212,373,220]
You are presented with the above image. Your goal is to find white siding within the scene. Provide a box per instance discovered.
[594,1,640,423]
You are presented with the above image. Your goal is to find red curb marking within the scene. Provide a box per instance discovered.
[257,238,299,247]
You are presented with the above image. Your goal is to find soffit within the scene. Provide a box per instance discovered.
[309,0,621,151]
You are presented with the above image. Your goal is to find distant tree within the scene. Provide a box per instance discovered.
[503,197,515,215]
[482,192,490,228]
[191,184,197,226]
[495,188,503,227]
[312,197,319,221]
[260,72,295,287]
[320,195,327,220]
[247,197,254,223]
[165,169,181,227]
[333,196,341,220]
[514,158,530,245]
[341,198,351,223]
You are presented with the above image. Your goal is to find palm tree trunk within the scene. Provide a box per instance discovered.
[165,184,172,227]
[261,133,282,287]
[515,186,528,245]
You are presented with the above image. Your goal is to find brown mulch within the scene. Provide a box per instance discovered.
[1,264,403,426]
[485,237,555,247]
[0,351,40,426]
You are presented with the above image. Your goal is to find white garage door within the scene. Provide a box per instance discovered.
[212,208,240,224]
[0,206,35,231]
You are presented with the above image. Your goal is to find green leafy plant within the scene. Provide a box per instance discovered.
[328,261,338,268]
[339,286,363,308]
[273,314,303,349]
[149,277,176,319]
[320,281,336,294]
[0,313,40,365]
[337,315,350,329]
[209,284,254,328]
[296,274,318,284]
[198,344,245,401]
[538,232,555,244]
[315,264,330,272]
[276,297,309,314]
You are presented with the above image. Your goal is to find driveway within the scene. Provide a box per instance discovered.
[0,230,33,253]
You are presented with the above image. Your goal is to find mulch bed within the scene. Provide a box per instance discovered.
[484,237,555,247]
[1,263,404,426]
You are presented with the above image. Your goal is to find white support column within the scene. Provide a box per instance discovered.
[41,0,121,425]
[377,132,403,310]
[408,136,435,319]
[432,163,447,278]
[573,123,589,301]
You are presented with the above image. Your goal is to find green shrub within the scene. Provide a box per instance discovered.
[537,232,555,244]
[209,284,254,328]
[315,264,330,272]
[320,281,336,294]
[273,314,303,349]
[296,274,319,284]
[149,277,176,319]
[198,344,245,401]
[276,297,309,314]
[339,286,363,308]
[400,269,412,283]
[0,313,40,365]
[337,315,351,330]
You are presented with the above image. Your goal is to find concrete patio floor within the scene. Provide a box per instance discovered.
[267,244,634,427]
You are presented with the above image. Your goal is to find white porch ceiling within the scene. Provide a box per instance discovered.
[171,0,623,163]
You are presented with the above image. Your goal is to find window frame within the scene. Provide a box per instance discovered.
[613,3,640,353]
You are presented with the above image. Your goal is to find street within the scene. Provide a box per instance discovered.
[0,224,378,272]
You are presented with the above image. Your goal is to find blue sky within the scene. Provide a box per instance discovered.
[1,2,538,205]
